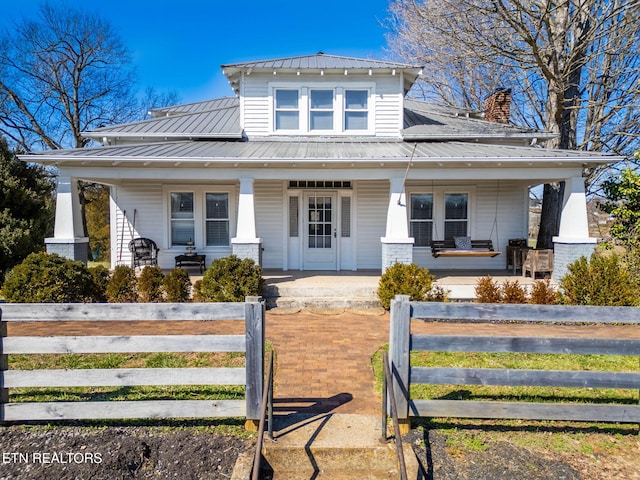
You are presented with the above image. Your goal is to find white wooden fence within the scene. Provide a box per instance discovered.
[389,296,640,424]
[0,301,265,423]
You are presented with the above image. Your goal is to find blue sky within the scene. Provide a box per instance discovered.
[1,0,394,103]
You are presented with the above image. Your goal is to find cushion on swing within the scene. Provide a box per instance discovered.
[454,236,472,250]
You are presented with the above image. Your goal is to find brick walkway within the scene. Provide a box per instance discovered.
[267,310,389,415]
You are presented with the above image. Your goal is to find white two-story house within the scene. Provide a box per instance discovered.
[22,53,620,279]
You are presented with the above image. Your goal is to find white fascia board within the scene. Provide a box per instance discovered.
[57,165,587,183]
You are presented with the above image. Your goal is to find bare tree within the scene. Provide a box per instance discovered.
[0,3,141,151]
[387,0,640,247]
[0,3,181,249]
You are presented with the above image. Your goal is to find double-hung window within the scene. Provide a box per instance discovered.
[170,192,195,246]
[444,193,468,239]
[309,89,334,130]
[410,194,434,247]
[205,193,229,246]
[344,90,368,131]
[275,89,299,130]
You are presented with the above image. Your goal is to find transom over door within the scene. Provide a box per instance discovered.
[303,193,337,270]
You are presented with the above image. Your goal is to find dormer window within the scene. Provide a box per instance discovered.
[344,90,368,130]
[271,84,373,135]
[309,90,334,130]
[275,89,299,130]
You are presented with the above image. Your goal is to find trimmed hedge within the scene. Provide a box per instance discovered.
[197,255,264,302]
[2,252,96,303]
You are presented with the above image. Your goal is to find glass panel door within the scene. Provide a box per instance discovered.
[303,193,337,269]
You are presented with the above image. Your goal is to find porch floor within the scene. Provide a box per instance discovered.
[261,269,540,305]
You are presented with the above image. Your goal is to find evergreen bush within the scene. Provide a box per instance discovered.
[558,253,639,306]
[137,265,165,302]
[501,279,527,304]
[474,276,502,303]
[88,265,110,303]
[105,265,137,303]
[198,255,264,302]
[377,262,437,310]
[2,252,95,302]
[192,279,204,302]
[163,268,192,302]
[528,279,557,305]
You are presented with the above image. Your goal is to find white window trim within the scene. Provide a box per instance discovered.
[269,82,375,136]
[407,186,476,247]
[163,185,236,253]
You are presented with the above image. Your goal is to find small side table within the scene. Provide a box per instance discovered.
[175,254,206,273]
[506,246,529,274]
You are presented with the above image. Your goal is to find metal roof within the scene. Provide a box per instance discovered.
[403,99,554,142]
[221,53,421,71]
[222,53,423,95]
[83,103,241,140]
[149,97,238,117]
[23,140,617,166]
[82,96,549,144]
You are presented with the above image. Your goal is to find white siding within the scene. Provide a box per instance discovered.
[255,180,285,269]
[110,183,164,268]
[241,76,270,136]
[373,76,403,137]
[355,180,388,269]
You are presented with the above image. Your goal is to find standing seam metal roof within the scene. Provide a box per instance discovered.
[25,140,616,162]
[221,53,421,70]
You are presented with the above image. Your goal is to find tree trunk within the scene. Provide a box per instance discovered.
[536,182,565,249]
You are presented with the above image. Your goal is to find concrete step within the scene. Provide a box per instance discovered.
[261,414,419,480]
[264,284,378,299]
[268,469,401,479]
[266,297,381,309]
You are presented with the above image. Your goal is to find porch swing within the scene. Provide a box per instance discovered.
[430,182,502,259]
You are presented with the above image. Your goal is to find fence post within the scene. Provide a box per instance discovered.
[389,295,411,435]
[0,309,7,423]
[244,298,264,431]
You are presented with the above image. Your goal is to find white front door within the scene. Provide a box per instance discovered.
[303,192,337,270]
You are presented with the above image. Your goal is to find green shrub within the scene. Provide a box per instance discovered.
[137,265,165,302]
[192,279,204,302]
[377,262,437,310]
[88,265,110,303]
[163,268,192,302]
[2,252,95,303]
[105,265,138,303]
[558,253,639,306]
[198,255,264,302]
[501,279,527,304]
[528,279,557,305]
[475,276,502,303]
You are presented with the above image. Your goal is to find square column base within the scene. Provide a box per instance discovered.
[552,240,597,283]
[381,238,414,271]
[45,237,90,264]
[231,239,263,266]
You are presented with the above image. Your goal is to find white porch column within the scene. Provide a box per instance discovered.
[231,177,262,265]
[45,175,89,263]
[552,177,597,282]
[381,177,414,271]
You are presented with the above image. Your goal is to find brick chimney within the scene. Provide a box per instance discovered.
[484,87,512,124]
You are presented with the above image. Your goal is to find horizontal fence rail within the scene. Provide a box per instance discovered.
[0,301,264,424]
[390,296,640,424]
